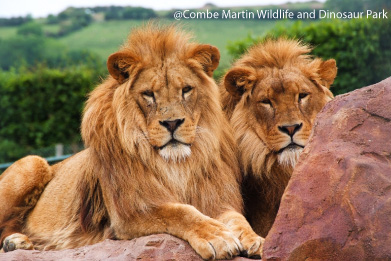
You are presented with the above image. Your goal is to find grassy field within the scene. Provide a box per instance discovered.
[0,26,18,38]
[56,19,277,68]
[0,19,277,68]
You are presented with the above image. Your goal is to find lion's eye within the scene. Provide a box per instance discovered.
[182,85,193,98]
[182,86,193,94]
[298,93,309,102]
[260,99,272,106]
[142,90,155,102]
[142,90,154,98]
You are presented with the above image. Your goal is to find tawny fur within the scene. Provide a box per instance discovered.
[0,156,53,248]
[0,24,262,259]
[221,38,337,237]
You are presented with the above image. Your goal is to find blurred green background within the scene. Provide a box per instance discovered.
[0,0,390,166]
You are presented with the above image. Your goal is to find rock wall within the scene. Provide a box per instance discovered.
[262,77,391,260]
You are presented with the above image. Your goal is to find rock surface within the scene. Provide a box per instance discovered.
[0,233,254,260]
[262,77,391,260]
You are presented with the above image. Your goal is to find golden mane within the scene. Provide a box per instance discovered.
[236,38,312,68]
[123,24,192,64]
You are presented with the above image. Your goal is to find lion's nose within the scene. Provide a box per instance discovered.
[278,123,302,137]
[159,119,185,133]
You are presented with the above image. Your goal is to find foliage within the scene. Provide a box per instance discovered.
[104,6,157,20]
[226,33,261,60]
[0,35,46,70]
[17,22,44,37]
[227,18,391,95]
[324,0,364,12]
[0,66,103,162]
[45,7,93,37]
[122,7,157,19]
[47,14,59,25]
[325,0,391,12]
[0,16,32,26]
[0,33,104,71]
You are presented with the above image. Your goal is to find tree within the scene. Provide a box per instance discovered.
[324,0,364,12]
[325,0,391,11]
[17,22,44,37]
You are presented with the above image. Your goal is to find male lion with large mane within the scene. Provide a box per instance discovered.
[0,25,263,259]
[221,38,337,237]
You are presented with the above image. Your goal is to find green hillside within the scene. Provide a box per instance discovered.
[0,19,276,68]
[56,19,276,68]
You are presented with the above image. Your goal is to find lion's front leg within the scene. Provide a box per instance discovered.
[113,203,242,260]
[218,210,264,258]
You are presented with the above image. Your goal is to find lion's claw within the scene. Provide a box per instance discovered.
[187,219,243,260]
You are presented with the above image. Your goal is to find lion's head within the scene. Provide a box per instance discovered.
[222,39,337,178]
[82,24,224,165]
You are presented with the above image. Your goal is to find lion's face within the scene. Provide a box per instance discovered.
[131,64,203,161]
[240,68,333,166]
[105,41,220,163]
[223,40,336,170]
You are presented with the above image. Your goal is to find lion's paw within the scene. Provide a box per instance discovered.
[187,219,242,260]
[238,229,264,258]
[2,233,34,252]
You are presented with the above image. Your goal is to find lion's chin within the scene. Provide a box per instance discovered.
[277,146,303,168]
[159,143,191,163]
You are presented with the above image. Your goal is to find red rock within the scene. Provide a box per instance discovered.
[262,77,391,260]
[0,233,255,260]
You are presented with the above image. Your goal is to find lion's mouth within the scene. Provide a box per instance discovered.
[277,143,304,154]
[157,139,192,162]
[157,139,191,150]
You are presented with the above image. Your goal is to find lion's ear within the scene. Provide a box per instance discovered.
[188,44,220,77]
[224,67,257,98]
[318,59,337,88]
[107,52,139,84]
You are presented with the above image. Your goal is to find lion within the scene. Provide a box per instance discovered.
[0,24,263,259]
[221,38,337,237]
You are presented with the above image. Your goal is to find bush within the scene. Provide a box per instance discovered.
[227,18,391,94]
[122,7,157,19]
[0,66,103,162]
[104,6,157,20]
[0,16,32,26]
[325,0,391,12]
[17,22,44,37]
[0,36,46,70]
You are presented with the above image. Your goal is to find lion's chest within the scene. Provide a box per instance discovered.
[158,167,191,201]
[157,166,211,207]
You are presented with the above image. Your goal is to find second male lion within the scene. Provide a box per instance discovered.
[0,25,263,259]
[221,39,337,237]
